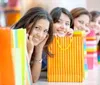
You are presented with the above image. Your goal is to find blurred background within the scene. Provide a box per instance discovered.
[0,0,100,27]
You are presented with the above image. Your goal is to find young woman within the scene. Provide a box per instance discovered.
[41,7,74,71]
[89,11,100,42]
[70,7,91,35]
[90,11,100,63]
[71,7,98,70]
[13,7,53,83]
[50,7,73,37]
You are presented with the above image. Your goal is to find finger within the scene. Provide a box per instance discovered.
[28,35,33,41]
[44,34,49,42]
[26,33,29,39]
[26,34,29,44]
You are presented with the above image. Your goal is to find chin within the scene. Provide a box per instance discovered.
[34,42,39,46]
[57,33,66,37]
[34,41,42,46]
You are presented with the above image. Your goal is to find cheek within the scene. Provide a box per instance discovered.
[41,34,47,41]
[66,26,70,29]
[53,24,60,32]
[97,23,100,28]
[30,30,37,36]
[74,21,80,27]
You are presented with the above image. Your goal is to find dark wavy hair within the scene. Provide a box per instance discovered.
[50,7,74,28]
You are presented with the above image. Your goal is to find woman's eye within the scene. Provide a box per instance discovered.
[44,30,48,33]
[65,23,70,26]
[78,20,84,24]
[35,26,40,30]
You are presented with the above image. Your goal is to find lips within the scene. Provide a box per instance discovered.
[57,29,67,33]
[32,35,40,42]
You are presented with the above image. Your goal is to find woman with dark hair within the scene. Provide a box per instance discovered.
[41,7,74,72]
[50,7,73,37]
[89,11,100,42]
[71,7,91,35]
[13,7,53,83]
[90,11,100,63]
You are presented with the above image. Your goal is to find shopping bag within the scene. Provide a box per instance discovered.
[0,28,32,85]
[86,30,98,69]
[47,31,85,82]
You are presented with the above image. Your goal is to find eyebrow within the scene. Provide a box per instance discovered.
[37,25,42,28]
[59,19,70,23]
[78,20,84,22]
[36,24,49,30]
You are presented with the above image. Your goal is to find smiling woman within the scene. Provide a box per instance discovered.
[70,7,91,35]
[50,7,74,37]
[12,7,53,83]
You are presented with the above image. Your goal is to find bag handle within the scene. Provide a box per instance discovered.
[56,37,73,51]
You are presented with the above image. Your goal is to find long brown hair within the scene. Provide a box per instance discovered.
[71,7,91,19]
[13,7,53,56]
[50,7,74,28]
[70,7,91,28]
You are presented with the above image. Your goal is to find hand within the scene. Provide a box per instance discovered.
[87,22,100,35]
[66,28,73,37]
[27,34,34,58]
[78,26,90,35]
[35,35,49,50]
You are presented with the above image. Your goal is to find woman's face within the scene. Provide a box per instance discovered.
[89,15,100,34]
[53,13,70,37]
[29,19,50,46]
[95,16,100,28]
[74,14,90,34]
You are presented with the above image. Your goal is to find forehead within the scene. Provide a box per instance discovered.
[77,14,90,23]
[35,19,49,24]
[35,19,50,28]
[60,13,70,22]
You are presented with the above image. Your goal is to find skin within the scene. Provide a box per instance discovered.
[74,14,90,35]
[27,19,50,82]
[89,15,100,43]
[53,13,73,37]
[89,16,100,34]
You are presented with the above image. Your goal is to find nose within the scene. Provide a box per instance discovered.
[60,23,66,30]
[37,31,44,38]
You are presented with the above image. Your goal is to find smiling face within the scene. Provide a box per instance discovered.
[88,15,100,35]
[29,19,50,46]
[53,13,70,37]
[73,14,90,35]
[95,16,100,27]
[93,16,100,33]
[74,14,90,30]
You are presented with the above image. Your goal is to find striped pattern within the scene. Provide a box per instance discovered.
[86,30,98,70]
[12,29,32,85]
[47,31,85,82]
[0,28,32,85]
[25,55,33,85]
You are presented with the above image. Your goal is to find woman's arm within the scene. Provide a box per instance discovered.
[31,48,43,83]
[31,35,48,83]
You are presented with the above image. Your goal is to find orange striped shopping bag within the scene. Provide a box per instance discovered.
[47,31,85,82]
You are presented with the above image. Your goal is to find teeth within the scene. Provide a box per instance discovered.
[33,34,39,38]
